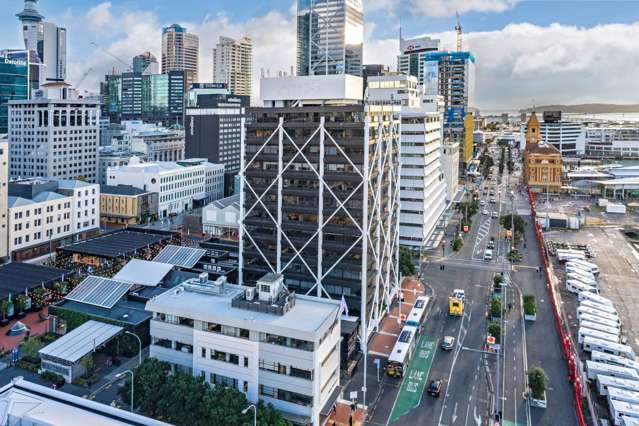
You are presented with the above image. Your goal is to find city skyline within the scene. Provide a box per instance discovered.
[3,0,639,110]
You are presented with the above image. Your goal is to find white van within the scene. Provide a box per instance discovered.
[598,375,639,396]
[583,336,635,359]
[567,260,600,274]
[581,300,617,315]
[581,321,620,337]
[577,306,620,324]
[566,280,599,295]
[592,351,639,374]
[587,360,639,381]
[579,327,620,345]
[610,399,639,426]
[579,313,622,329]
[568,273,598,287]
[483,249,493,261]
[578,292,614,307]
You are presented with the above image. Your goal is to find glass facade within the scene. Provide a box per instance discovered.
[0,56,29,134]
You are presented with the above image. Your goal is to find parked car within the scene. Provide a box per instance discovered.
[428,380,443,397]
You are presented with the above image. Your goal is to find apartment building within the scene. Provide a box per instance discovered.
[162,24,199,90]
[7,178,99,260]
[8,82,100,182]
[100,184,158,225]
[145,273,341,425]
[107,157,224,217]
[212,36,252,97]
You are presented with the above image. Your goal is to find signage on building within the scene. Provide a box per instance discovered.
[1,57,27,67]
[192,83,227,89]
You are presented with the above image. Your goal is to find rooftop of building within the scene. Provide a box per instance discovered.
[0,262,69,300]
[206,194,240,210]
[53,296,152,326]
[260,74,363,105]
[58,228,172,259]
[423,50,475,62]
[525,142,561,155]
[100,184,151,196]
[146,276,341,339]
[110,157,214,174]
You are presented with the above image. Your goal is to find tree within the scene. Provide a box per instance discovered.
[453,236,464,251]
[31,287,48,308]
[0,299,8,321]
[399,247,416,276]
[488,322,501,344]
[528,367,549,399]
[490,298,502,318]
[500,214,525,239]
[80,354,94,377]
[523,294,537,316]
[20,337,43,361]
[14,294,27,314]
[119,357,171,416]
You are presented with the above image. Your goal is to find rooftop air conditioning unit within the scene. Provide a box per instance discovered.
[245,287,255,301]
[198,272,208,284]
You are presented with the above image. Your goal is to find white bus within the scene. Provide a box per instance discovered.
[583,336,635,359]
[387,326,417,378]
[566,266,597,281]
[558,251,587,262]
[581,321,620,336]
[567,260,600,274]
[579,313,621,329]
[587,360,639,381]
[578,292,614,307]
[566,280,599,295]
[592,351,639,374]
[608,387,639,406]
[581,300,617,315]
[568,273,598,287]
[405,296,430,331]
[610,400,639,426]
[598,375,639,396]
[577,306,620,324]
[579,327,620,345]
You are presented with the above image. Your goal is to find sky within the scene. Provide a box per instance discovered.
[4,0,639,111]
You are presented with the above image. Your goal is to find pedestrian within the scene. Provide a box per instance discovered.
[508,303,512,312]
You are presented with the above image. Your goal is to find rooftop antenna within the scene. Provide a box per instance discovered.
[455,12,463,52]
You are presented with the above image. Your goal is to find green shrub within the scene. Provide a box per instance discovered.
[487,322,501,344]
[528,367,549,399]
[453,236,464,251]
[523,295,536,316]
[490,298,502,318]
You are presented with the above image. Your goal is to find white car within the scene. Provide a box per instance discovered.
[480,201,485,206]
[492,211,498,218]
[483,209,489,215]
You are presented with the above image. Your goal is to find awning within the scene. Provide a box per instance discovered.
[113,259,173,287]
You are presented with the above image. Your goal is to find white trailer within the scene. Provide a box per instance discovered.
[583,337,635,359]
[577,306,620,324]
[598,375,639,396]
[579,328,620,345]
[607,204,627,215]
[608,387,639,406]
[567,260,600,274]
[579,313,621,329]
[581,321,620,337]
[592,352,639,374]
[568,273,598,287]
[566,261,598,274]
[580,300,617,315]
[586,360,638,381]
[566,280,599,295]
[578,292,614,307]
[566,268,597,282]
[623,416,639,426]
[558,251,587,262]
[610,400,639,426]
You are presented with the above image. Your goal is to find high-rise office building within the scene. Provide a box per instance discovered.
[240,74,400,334]
[212,36,252,97]
[397,36,440,83]
[366,74,447,249]
[132,51,158,74]
[16,0,66,84]
[423,51,475,171]
[161,24,199,90]
[185,83,249,196]
[296,0,364,77]
[8,82,100,182]
[0,137,8,260]
[0,55,29,134]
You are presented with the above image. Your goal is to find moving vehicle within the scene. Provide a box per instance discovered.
[582,336,635,359]
[441,336,455,351]
[586,360,639,381]
[449,297,464,317]
[487,239,495,249]
[492,211,498,218]
[386,326,418,378]
[452,289,465,300]
[490,198,496,204]
[482,209,489,215]
[428,380,443,397]
[484,249,493,261]
[405,296,430,331]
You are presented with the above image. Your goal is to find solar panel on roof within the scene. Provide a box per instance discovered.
[153,245,206,268]
[65,276,132,309]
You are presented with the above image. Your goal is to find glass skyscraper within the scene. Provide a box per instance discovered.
[296,0,363,76]
[0,55,29,134]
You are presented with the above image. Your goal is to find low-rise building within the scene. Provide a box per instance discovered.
[585,127,639,158]
[8,178,99,261]
[523,142,563,193]
[130,128,185,162]
[107,157,224,217]
[202,194,239,238]
[145,273,341,425]
[100,184,159,224]
[98,147,145,185]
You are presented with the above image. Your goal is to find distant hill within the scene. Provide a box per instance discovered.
[519,104,639,114]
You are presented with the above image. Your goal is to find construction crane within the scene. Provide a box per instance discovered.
[455,12,463,52]
[90,41,132,72]
[74,67,93,90]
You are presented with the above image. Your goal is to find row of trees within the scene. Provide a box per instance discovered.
[118,358,288,426]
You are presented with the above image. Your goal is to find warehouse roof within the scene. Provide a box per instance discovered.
[39,320,123,364]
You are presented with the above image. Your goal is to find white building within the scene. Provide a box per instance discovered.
[8,82,100,182]
[107,157,224,217]
[586,127,639,158]
[366,74,447,249]
[212,36,252,97]
[145,273,341,426]
[98,147,146,185]
[520,113,585,156]
[397,36,440,83]
[0,137,8,260]
[7,178,99,259]
[441,142,460,202]
[202,194,239,238]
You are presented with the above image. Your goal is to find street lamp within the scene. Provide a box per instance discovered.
[116,370,134,412]
[242,404,257,426]
[125,331,142,367]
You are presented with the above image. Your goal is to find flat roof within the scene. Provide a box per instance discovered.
[146,283,340,341]
[113,259,173,287]
[0,263,68,300]
[0,377,170,426]
[53,298,152,326]
[100,184,150,196]
[59,230,169,258]
[39,320,123,364]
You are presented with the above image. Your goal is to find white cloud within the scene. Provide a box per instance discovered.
[86,2,113,29]
[411,0,519,17]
